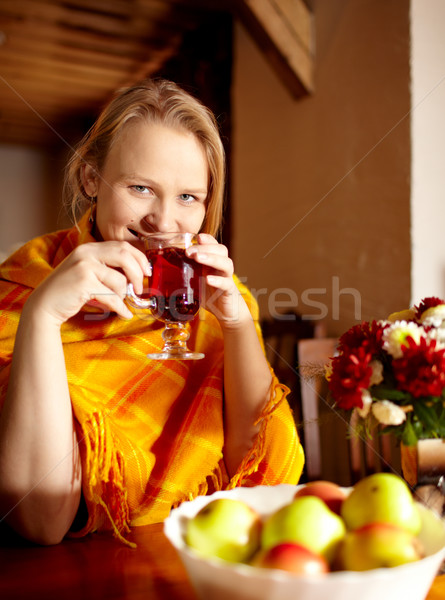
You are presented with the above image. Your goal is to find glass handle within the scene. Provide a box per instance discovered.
[126,283,155,310]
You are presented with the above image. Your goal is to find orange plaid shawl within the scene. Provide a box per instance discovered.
[0,213,304,545]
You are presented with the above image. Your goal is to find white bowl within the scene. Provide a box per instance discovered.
[164,484,445,600]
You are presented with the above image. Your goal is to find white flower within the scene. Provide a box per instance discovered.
[419,304,445,328]
[382,321,425,358]
[425,326,445,348]
[371,400,407,426]
[357,389,373,418]
[369,360,384,386]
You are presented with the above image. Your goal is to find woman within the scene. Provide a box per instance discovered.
[0,79,304,546]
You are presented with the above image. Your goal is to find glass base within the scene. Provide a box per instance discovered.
[148,320,204,360]
[146,350,204,360]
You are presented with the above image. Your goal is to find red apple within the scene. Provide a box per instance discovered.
[251,542,329,575]
[294,481,347,515]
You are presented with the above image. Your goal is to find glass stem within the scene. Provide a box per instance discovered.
[161,322,191,356]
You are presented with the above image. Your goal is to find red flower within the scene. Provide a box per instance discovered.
[414,296,445,320]
[328,346,373,410]
[338,320,387,358]
[393,336,445,398]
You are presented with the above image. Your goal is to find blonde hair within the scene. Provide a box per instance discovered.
[64,79,226,237]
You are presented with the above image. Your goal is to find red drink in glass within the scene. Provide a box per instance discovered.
[145,246,202,322]
[126,232,205,360]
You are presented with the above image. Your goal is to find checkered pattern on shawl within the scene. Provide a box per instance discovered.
[0,213,304,545]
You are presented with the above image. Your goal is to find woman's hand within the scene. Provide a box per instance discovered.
[27,241,150,326]
[186,234,250,329]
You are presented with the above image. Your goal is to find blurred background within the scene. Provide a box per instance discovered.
[0,0,444,337]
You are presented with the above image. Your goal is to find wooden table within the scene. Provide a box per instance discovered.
[0,521,444,600]
[0,522,196,600]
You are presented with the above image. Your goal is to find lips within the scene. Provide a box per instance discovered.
[127,228,140,238]
[127,228,145,249]
[127,224,158,238]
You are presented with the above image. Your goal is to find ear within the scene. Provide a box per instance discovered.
[81,164,98,197]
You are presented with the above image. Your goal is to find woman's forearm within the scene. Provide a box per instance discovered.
[0,240,149,544]
[222,314,272,478]
[0,299,82,544]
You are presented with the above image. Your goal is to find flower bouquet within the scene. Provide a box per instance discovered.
[327,297,445,446]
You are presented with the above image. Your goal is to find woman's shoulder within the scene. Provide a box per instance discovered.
[0,219,86,290]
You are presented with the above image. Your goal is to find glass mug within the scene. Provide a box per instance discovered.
[127,232,204,360]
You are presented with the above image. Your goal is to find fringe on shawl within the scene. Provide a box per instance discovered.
[171,468,225,510]
[172,371,292,509]
[226,374,291,489]
[76,372,293,541]
[75,411,136,548]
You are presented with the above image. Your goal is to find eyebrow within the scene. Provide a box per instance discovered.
[182,188,208,195]
[124,173,153,183]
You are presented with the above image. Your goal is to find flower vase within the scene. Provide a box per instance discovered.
[401,439,445,516]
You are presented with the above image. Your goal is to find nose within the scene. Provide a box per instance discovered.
[143,198,175,232]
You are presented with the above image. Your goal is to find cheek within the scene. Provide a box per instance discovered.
[95,201,126,240]
[98,197,133,225]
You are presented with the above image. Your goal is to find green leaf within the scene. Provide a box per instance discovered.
[371,386,411,402]
[437,405,445,436]
[413,402,439,431]
[401,416,418,446]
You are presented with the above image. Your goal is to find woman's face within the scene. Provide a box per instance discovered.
[84,120,208,246]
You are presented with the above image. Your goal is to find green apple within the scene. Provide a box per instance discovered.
[294,480,347,515]
[261,496,346,563]
[251,542,329,575]
[185,498,261,562]
[341,473,421,535]
[337,522,423,571]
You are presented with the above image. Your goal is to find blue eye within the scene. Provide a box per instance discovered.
[180,194,195,203]
[132,185,148,193]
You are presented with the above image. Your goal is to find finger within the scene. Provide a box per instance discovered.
[186,242,231,274]
[95,263,130,297]
[79,241,146,268]
[193,239,229,257]
[205,274,235,292]
[106,242,151,279]
[197,233,218,245]
[91,242,150,293]
[193,253,234,278]
[87,283,134,320]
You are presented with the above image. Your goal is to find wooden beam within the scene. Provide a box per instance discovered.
[236,0,314,97]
